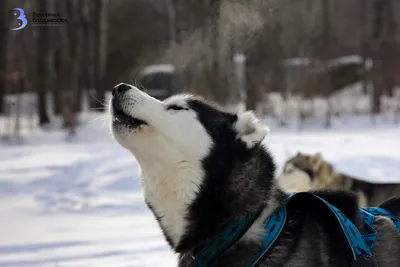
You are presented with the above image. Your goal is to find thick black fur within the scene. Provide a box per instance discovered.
[311,190,364,230]
[379,196,400,218]
[176,99,283,253]
[178,190,369,267]
[175,99,399,267]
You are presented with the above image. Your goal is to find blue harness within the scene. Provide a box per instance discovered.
[193,192,400,267]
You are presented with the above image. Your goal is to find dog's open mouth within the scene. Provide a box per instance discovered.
[113,109,148,129]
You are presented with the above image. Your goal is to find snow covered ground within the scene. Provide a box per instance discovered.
[0,113,399,267]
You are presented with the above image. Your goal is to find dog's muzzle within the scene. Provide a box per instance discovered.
[111,83,147,129]
[112,83,131,98]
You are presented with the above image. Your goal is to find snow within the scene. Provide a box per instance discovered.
[282,55,373,69]
[139,64,175,76]
[233,53,246,64]
[1,113,400,267]
[3,93,37,115]
[282,57,311,67]
[0,114,178,267]
[267,121,400,184]
[262,82,400,118]
[327,55,363,67]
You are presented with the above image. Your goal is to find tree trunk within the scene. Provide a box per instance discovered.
[13,72,24,139]
[166,0,177,46]
[209,0,223,103]
[52,49,62,115]
[0,0,9,114]
[245,72,259,112]
[322,0,332,128]
[59,0,83,135]
[81,1,97,109]
[360,0,369,95]
[45,0,60,116]
[93,0,109,109]
[395,89,400,124]
[86,1,97,110]
[370,0,393,116]
[36,0,51,126]
[383,0,396,100]
[371,60,383,115]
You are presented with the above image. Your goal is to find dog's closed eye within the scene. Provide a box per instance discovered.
[167,105,189,111]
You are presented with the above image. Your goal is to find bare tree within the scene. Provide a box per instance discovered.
[322,0,333,128]
[166,0,177,45]
[360,0,369,95]
[49,0,62,116]
[3,0,400,135]
[370,0,396,117]
[0,0,9,114]
[58,0,84,136]
[52,48,62,115]
[15,0,37,139]
[93,0,109,109]
[36,0,51,126]
[207,0,224,102]
[81,1,96,109]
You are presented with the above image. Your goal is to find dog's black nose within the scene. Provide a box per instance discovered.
[112,83,131,97]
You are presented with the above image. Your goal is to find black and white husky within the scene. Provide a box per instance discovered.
[109,83,400,267]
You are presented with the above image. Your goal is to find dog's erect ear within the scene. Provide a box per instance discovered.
[234,111,269,148]
[311,152,323,171]
[314,152,335,174]
[315,152,323,159]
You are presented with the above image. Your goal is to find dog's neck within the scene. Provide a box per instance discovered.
[135,147,285,254]
[137,155,205,248]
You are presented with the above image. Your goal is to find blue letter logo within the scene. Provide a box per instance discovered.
[11,8,28,31]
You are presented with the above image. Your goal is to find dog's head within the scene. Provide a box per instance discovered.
[282,152,335,187]
[109,83,269,167]
[109,83,277,249]
[277,163,312,192]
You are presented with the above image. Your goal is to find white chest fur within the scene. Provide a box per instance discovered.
[139,160,205,246]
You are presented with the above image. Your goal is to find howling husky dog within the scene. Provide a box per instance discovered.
[279,152,400,207]
[109,83,400,267]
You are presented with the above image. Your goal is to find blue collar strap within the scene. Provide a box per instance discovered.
[249,192,375,267]
[193,192,400,267]
[194,206,264,267]
[308,194,375,264]
[362,207,400,231]
[359,209,377,250]
[246,204,287,267]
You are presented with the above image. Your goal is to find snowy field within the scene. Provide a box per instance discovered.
[1,113,400,267]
